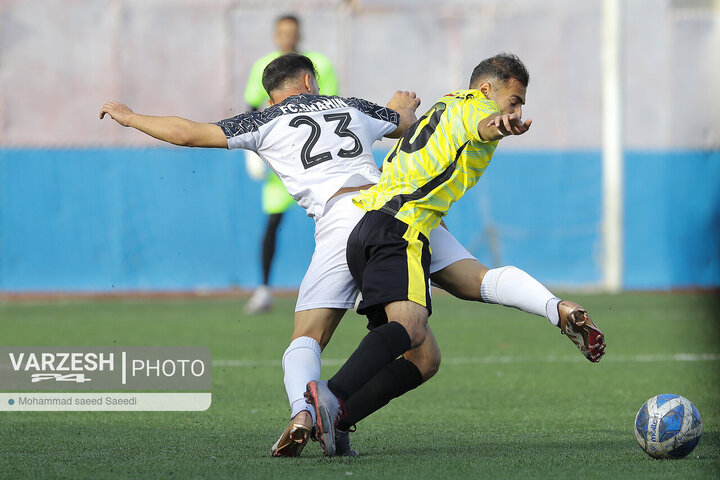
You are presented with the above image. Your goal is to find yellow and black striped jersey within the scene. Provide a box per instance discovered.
[353,89,501,238]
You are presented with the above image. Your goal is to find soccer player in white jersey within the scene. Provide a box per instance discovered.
[100,53,604,458]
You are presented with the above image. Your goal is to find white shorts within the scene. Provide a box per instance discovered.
[295,192,475,312]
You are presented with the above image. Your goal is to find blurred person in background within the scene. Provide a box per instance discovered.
[243,14,339,314]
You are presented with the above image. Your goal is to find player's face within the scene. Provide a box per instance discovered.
[274,20,300,53]
[485,77,526,118]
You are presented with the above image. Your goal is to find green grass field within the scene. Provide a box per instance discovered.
[1,292,718,479]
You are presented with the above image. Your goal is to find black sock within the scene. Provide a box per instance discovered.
[338,357,423,431]
[261,213,283,285]
[328,322,411,402]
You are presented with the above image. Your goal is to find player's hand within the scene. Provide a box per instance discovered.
[99,102,135,127]
[387,91,421,113]
[487,113,532,137]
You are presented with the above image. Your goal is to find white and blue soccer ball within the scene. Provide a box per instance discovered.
[634,394,702,459]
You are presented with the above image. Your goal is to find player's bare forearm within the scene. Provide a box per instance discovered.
[126,114,199,146]
[124,115,224,148]
[385,91,421,138]
[99,102,227,148]
[478,113,532,142]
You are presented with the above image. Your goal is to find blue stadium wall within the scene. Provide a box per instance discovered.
[1,148,718,292]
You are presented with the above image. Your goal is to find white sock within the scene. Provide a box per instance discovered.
[545,297,561,326]
[282,336,321,422]
[480,266,561,326]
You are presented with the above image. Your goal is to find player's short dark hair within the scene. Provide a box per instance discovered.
[469,53,529,89]
[275,14,300,27]
[262,53,317,95]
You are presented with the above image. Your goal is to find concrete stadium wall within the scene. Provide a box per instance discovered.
[1,0,718,150]
[0,0,718,291]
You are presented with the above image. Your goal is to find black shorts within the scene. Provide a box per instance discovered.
[346,210,432,329]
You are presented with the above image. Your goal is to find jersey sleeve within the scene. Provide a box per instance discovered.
[213,112,260,151]
[462,97,501,142]
[343,97,400,140]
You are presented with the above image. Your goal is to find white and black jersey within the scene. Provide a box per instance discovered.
[214,94,399,219]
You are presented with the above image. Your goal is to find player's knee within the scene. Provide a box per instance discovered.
[407,322,426,348]
[389,313,428,348]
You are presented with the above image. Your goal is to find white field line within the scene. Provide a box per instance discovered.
[212,353,720,368]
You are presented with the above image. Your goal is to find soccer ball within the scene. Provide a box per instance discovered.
[634,394,702,459]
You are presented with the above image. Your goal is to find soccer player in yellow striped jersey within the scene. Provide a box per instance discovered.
[354,58,531,240]
[309,53,568,452]
[308,54,604,457]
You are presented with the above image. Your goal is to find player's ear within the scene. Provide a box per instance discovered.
[302,73,312,92]
[478,81,493,100]
[303,73,319,94]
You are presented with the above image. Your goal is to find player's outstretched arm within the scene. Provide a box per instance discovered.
[385,90,421,138]
[478,113,532,142]
[99,102,228,148]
